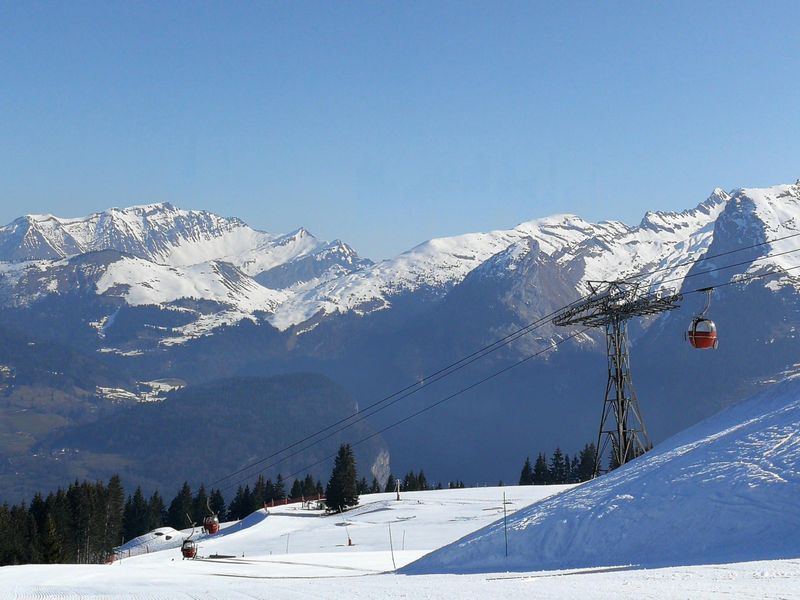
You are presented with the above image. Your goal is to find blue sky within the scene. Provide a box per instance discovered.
[1,1,799,258]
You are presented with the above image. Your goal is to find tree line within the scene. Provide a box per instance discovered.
[518,443,597,485]
[0,441,600,566]
[0,469,325,566]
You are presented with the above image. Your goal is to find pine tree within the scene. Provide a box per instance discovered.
[369,477,381,494]
[147,491,166,531]
[549,447,568,484]
[274,474,286,501]
[123,487,148,542]
[290,479,304,499]
[325,444,359,512]
[533,453,549,485]
[192,484,208,525]
[228,486,245,520]
[263,479,275,505]
[384,474,396,493]
[402,471,418,491]
[569,455,580,483]
[357,477,369,494]
[417,470,429,491]
[209,489,226,520]
[42,514,64,563]
[103,475,125,552]
[577,443,597,481]
[166,482,193,529]
[252,475,267,509]
[519,457,534,485]
[302,474,317,498]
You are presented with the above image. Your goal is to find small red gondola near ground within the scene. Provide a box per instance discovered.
[181,539,197,559]
[181,513,199,559]
[203,498,220,535]
[687,288,718,350]
[203,514,220,535]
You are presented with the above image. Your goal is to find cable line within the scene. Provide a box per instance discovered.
[209,233,800,489]
[272,262,800,489]
[229,329,589,492]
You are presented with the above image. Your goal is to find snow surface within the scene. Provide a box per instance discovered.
[406,374,800,575]
[3,375,800,598]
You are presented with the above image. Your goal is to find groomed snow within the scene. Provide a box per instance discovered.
[406,375,800,576]
[4,368,800,600]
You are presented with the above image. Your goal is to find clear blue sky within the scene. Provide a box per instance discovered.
[1,1,799,259]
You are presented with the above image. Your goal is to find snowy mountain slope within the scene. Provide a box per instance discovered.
[2,180,799,346]
[268,214,618,329]
[564,188,730,294]
[95,256,286,312]
[0,250,288,345]
[0,203,367,286]
[728,183,800,290]
[404,374,800,575]
[255,239,372,291]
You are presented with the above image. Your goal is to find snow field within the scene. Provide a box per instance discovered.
[406,374,800,575]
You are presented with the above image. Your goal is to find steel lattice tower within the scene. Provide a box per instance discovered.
[553,281,681,477]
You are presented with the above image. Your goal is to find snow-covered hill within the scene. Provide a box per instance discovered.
[405,374,800,574]
[4,377,800,600]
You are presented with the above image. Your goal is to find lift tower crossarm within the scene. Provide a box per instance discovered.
[553,281,682,477]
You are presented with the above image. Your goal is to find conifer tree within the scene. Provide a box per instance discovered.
[384,474,396,493]
[252,475,267,509]
[402,471,419,491]
[549,447,568,484]
[418,470,429,491]
[103,475,125,551]
[263,479,275,505]
[290,478,304,499]
[192,484,208,525]
[325,444,359,512]
[123,487,148,541]
[42,514,64,563]
[575,442,596,481]
[228,486,245,520]
[147,491,165,531]
[369,477,381,494]
[519,457,534,485]
[166,482,193,529]
[533,453,549,485]
[569,455,580,483]
[302,474,317,498]
[274,474,286,501]
[209,489,226,520]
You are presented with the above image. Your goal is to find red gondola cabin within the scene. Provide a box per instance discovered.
[203,515,220,535]
[687,318,718,350]
[181,539,198,559]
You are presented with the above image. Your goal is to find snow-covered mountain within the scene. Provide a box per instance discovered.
[0,203,368,282]
[3,181,800,502]
[1,181,799,348]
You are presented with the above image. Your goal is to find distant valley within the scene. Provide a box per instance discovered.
[1,182,799,501]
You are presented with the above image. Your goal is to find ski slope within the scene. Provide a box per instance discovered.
[2,376,800,598]
[407,374,800,575]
